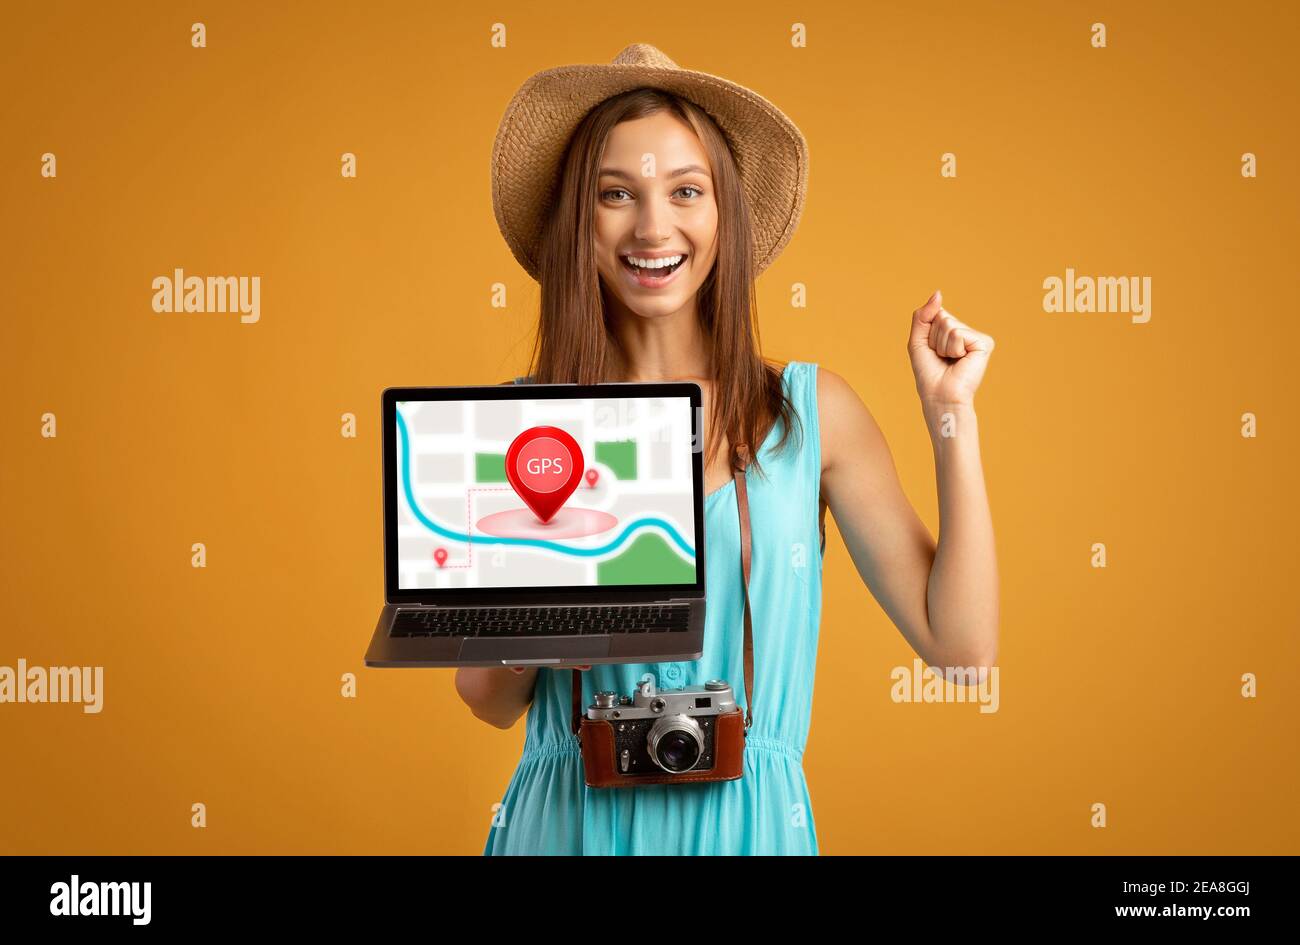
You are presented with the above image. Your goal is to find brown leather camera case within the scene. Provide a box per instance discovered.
[578,709,746,787]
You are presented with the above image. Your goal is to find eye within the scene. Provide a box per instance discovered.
[600,185,706,202]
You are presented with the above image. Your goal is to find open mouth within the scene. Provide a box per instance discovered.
[620,253,688,280]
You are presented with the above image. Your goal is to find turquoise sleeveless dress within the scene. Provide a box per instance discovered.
[483,360,825,855]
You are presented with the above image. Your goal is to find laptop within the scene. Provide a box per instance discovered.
[364,379,707,668]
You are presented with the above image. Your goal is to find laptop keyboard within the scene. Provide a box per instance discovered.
[390,603,691,638]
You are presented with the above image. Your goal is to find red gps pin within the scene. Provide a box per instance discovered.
[504,426,584,524]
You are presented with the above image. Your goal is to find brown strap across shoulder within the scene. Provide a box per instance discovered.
[733,443,755,731]
[572,443,756,736]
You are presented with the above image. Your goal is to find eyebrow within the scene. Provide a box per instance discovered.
[598,164,712,181]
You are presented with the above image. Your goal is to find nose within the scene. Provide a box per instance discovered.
[634,194,671,245]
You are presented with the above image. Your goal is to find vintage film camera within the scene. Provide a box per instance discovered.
[577,677,746,787]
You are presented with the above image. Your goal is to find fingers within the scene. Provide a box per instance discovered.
[908,289,944,351]
[928,308,956,356]
[942,312,966,357]
[929,307,976,359]
[944,316,995,357]
[910,288,996,363]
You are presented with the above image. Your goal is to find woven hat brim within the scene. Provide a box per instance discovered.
[491,60,808,282]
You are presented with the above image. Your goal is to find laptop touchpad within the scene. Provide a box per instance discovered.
[460,636,612,662]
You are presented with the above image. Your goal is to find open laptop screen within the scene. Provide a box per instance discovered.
[383,384,704,601]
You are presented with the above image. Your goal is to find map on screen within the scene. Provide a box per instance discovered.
[395,395,697,589]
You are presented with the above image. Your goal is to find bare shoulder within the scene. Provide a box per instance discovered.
[815,365,885,476]
[815,365,859,412]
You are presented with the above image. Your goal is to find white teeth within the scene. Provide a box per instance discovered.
[625,254,684,270]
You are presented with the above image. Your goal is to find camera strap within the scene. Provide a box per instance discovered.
[571,442,755,736]
[734,443,756,733]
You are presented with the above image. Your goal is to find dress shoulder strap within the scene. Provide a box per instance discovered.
[784,361,826,556]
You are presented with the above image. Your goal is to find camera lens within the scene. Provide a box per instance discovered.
[657,732,700,772]
[647,716,704,773]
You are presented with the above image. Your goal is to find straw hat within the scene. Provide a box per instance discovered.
[490,43,809,282]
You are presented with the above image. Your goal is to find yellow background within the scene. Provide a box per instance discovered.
[1,1,1296,854]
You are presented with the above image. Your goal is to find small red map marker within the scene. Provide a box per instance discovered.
[433,548,448,568]
[505,426,584,524]
[585,468,598,488]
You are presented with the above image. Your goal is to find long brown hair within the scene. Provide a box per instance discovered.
[528,87,801,480]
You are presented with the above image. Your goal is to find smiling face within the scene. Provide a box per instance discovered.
[594,111,720,321]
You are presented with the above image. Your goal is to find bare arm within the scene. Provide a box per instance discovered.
[455,667,539,730]
[818,291,999,670]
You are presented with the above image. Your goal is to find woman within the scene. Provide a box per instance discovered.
[456,44,999,855]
